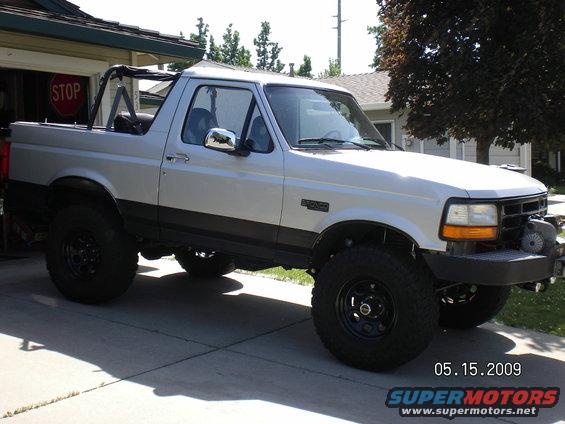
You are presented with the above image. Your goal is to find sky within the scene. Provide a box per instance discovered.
[71,0,378,76]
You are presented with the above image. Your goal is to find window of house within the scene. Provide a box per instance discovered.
[373,122,393,144]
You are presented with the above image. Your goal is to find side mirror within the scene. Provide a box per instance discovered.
[204,128,249,156]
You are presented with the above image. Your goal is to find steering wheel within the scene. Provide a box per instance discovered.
[322,130,341,140]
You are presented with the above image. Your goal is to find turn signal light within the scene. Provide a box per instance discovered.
[441,224,498,241]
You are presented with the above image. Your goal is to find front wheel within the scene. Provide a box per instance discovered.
[311,245,438,371]
[174,249,235,278]
[439,284,511,329]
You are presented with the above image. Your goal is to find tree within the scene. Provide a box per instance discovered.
[219,24,252,67]
[318,59,341,78]
[296,55,313,78]
[236,46,253,68]
[254,22,270,70]
[207,35,222,62]
[190,17,209,50]
[367,24,386,69]
[377,0,565,164]
[167,18,208,72]
[253,21,285,72]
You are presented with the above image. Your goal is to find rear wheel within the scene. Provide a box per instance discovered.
[174,249,235,278]
[311,245,438,371]
[439,284,511,329]
[46,204,138,304]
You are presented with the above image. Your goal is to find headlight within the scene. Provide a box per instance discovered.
[442,203,498,240]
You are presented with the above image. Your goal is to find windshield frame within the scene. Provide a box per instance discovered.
[262,83,391,151]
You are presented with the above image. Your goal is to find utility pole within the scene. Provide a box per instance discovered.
[333,0,346,69]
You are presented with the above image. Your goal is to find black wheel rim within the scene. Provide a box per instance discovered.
[63,230,100,281]
[441,285,478,305]
[336,278,397,339]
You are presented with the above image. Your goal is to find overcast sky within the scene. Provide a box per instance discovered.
[72,0,378,76]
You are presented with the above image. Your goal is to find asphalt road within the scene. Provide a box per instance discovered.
[0,254,563,423]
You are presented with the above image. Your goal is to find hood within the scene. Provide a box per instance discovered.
[295,149,546,199]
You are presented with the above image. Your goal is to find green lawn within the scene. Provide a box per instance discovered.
[549,185,565,195]
[496,281,565,336]
[238,268,565,336]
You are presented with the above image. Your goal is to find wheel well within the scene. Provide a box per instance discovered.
[311,221,418,271]
[48,177,119,219]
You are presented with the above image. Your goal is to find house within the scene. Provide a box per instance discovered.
[318,72,532,175]
[0,0,203,128]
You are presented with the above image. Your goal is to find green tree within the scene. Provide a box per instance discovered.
[219,24,251,67]
[236,46,253,68]
[377,0,565,164]
[296,55,313,78]
[367,24,386,69]
[253,21,285,72]
[190,17,209,50]
[206,35,222,62]
[254,22,270,69]
[318,59,341,78]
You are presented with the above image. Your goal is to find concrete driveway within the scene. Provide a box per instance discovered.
[0,254,563,423]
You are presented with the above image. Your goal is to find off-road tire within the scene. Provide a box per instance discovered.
[439,285,511,329]
[311,245,438,371]
[46,204,138,304]
[174,249,235,278]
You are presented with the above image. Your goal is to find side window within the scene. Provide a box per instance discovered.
[182,85,273,153]
[244,105,273,153]
[183,86,252,145]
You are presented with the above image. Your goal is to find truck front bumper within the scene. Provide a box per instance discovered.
[423,243,565,286]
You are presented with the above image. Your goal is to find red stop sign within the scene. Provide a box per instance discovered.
[49,74,85,116]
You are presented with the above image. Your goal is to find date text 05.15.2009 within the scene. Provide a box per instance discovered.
[434,362,522,377]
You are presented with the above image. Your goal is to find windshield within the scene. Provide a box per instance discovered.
[264,85,389,150]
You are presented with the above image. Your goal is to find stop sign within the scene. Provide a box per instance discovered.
[49,74,85,117]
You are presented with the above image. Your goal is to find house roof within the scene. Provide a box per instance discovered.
[0,4,204,62]
[318,71,391,108]
[32,0,91,17]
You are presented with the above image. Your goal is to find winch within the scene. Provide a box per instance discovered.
[520,217,558,256]
[518,215,565,292]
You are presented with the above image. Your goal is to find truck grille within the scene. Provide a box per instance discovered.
[499,194,548,242]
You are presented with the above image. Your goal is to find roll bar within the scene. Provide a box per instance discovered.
[87,65,179,130]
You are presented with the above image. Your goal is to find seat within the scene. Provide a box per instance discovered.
[185,108,218,145]
[114,112,154,135]
[246,116,271,152]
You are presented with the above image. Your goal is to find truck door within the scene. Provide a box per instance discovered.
[159,79,284,260]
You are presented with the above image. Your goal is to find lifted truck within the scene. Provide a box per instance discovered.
[1,65,563,371]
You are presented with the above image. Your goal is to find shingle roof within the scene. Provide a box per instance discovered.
[33,0,92,18]
[318,71,390,105]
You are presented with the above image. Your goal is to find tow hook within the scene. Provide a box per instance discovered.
[518,280,549,293]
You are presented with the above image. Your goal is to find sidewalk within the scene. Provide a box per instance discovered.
[549,194,565,217]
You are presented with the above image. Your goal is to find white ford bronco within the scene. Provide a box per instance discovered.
[2,65,563,371]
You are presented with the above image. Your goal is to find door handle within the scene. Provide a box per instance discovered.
[166,153,190,164]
